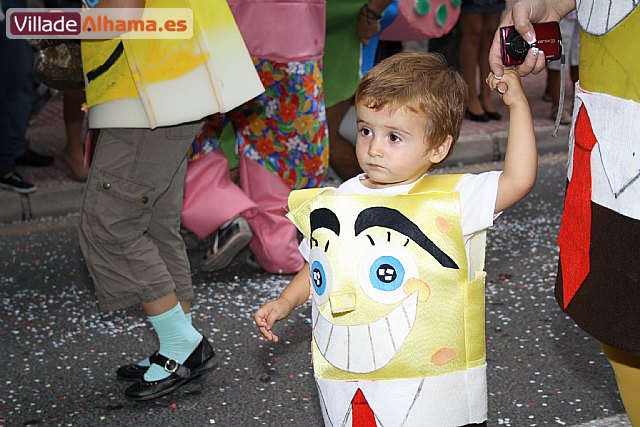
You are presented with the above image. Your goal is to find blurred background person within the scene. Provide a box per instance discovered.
[0,0,54,194]
[459,0,505,122]
[323,0,395,180]
[183,0,327,274]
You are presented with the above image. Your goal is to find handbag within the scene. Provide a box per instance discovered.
[27,39,84,90]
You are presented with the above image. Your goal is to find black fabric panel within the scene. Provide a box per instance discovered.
[556,201,640,355]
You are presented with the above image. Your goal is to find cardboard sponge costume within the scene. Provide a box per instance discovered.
[287,175,489,426]
[82,0,264,129]
[555,1,640,355]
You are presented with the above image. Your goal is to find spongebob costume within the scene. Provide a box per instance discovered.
[288,172,501,426]
[81,0,263,129]
[555,1,640,356]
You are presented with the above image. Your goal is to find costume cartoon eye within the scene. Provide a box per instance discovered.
[357,243,419,304]
[309,247,333,305]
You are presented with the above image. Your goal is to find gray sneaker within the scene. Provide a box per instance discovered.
[200,216,252,272]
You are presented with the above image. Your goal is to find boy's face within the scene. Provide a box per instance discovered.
[355,104,448,188]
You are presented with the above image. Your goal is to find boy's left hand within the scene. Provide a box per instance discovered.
[485,69,527,108]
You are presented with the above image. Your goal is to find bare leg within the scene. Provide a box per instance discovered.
[180,300,191,314]
[459,13,484,116]
[478,11,502,114]
[141,293,180,317]
[327,98,362,180]
[62,88,88,181]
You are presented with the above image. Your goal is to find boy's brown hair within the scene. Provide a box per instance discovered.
[355,51,468,159]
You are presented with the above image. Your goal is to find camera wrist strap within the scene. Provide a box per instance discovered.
[552,41,566,137]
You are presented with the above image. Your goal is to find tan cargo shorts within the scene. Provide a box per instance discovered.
[78,122,202,311]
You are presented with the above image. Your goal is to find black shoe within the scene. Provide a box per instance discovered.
[485,110,502,121]
[117,353,157,382]
[15,148,54,167]
[124,337,217,401]
[0,173,37,194]
[479,98,502,121]
[465,110,490,122]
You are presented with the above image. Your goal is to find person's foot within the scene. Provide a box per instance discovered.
[62,153,89,182]
[15,149,54,167]
[124,337,217,401]
[200,216,253,272]
[479,97,502,121]
[117,354,155,381]
[465,99,489,122]
[465,109,489,122]
[0,173,37,194]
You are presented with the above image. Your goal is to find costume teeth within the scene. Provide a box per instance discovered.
[312,292,418,373]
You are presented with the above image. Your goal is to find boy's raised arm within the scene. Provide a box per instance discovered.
[490,69,537,213]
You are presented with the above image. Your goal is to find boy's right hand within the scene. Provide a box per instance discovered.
[254,298,294,342]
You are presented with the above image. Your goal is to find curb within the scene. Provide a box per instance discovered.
[444,124,569,166]
[0,124,570,224]
[0,181,85,224]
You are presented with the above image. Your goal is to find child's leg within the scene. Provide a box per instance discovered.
[140,296,203,382]
[136,310,192,368]
[601,343,640,424]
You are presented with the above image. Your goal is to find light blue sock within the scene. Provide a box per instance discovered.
[138,311,192,367]
[143,304,202,382]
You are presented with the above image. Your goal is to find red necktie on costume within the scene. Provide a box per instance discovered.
[351,388,377,426]
[558,106,597,308]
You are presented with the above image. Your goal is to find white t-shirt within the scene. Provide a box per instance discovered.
[299,171,502,272]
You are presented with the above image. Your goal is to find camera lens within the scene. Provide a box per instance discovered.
[511,35,529,53]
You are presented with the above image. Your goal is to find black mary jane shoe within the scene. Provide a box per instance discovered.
[116,353,157,382]
[484,110,502,121]
[465,109,490,122]
[124,337,217,401]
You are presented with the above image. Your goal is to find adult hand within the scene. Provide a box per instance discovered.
[488,0,576,78]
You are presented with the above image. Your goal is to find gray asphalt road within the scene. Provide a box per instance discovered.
[0,153,631,427]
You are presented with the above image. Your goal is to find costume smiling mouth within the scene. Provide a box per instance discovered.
[311,292,418,373]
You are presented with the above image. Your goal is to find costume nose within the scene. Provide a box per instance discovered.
[329,289,356,314]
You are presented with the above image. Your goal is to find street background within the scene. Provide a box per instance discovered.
[1,154,632,427]
[0,25,633,427]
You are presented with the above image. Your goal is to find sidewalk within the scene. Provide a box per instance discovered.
[0,70,571,223]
